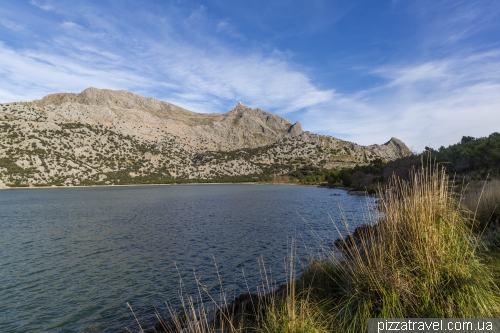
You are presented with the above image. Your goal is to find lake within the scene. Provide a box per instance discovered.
[0,184,375,332]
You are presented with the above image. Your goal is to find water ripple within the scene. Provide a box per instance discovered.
[0,185,374,332]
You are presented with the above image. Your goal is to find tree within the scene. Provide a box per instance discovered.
[339,169,352,186]
[461,136,475,145]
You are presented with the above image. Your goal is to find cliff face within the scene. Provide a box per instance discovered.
[0,88,412,186]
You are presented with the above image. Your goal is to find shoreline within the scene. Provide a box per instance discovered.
[0,181,375,192]
[0,181,308,190]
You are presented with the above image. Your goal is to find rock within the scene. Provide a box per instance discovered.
[287,121,302,136]
[384,137,413,157]
[366,137,412,160]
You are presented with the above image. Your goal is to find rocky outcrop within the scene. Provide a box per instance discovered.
[366,137,413,160]
[0,88,412,187]
[384,137,413,157]
[34,87,195,116]
[287,121,303,137]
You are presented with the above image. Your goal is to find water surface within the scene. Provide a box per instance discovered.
[0,184,375,332]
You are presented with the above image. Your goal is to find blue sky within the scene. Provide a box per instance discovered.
[1,0,499,151]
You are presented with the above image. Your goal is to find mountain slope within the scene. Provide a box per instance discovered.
[0,88,412,187]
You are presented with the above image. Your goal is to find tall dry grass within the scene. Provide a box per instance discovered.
[463,178,500,233]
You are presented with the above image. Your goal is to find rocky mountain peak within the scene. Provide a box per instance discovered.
[384,137,413,157]
[33,87,196,121]
[78,87,166,111]
[287,121,303,137]
[229,103,265,117]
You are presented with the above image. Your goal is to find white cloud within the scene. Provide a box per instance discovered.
[60,21,82,30]
[0,42,150,102]
[156,49,335,113]
[301,50,500,151]
[29,0,54,11]
[216,19,245,40]
[0,4,335,117]
[0,18,28,32]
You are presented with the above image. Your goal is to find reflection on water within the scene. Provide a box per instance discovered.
[0,184,375,332]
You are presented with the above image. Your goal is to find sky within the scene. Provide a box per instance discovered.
[0,0,499,151]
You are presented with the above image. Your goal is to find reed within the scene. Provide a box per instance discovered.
[463,178,500,234]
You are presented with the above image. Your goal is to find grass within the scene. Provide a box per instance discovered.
[463,178,500,239]
[129,165,500,333]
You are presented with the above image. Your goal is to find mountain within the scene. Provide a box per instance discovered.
[0,88,412,187]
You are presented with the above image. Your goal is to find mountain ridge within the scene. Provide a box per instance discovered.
[0,88,412,187]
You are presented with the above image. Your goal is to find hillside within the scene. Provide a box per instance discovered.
[0,88,412,187]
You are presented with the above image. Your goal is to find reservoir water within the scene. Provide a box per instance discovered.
[0,184,375,332]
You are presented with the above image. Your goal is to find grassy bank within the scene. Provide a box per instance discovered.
[132,165,500,333]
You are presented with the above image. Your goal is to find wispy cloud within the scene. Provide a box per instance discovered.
[303,50,500,150]
[0,42,149,102]
[216,19,245,40]
[29,0,54,11]
[295,0,500,150]
[0,18,28,33]
[0,2,334,115]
